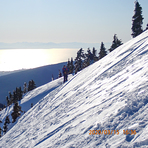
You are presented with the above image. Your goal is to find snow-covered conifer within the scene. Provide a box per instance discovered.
[99,42,107,59]
[0,127,2,137]
[6,96,10,106]
[23,82,27,94]
[3,116,10,134]
[92,47,98,62]
[11,102,23,123]
[131,1,143,37]
[74,48,85,74]
[70,58,74,74]
[67,59,71,74]
[109,34,123,52]
[13,90,17,103]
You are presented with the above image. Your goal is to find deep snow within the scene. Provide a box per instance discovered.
[0,31,148,147]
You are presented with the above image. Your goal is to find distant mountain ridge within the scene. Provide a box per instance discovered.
[0,42,111,49]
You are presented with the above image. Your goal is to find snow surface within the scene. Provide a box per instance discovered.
[0,31,148,147]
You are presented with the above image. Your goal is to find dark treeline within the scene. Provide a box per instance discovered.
[0,80,36,112]
[6,80,36,107]
[51,34,123,79]
[0,80,36,137]
[66,34,123,75]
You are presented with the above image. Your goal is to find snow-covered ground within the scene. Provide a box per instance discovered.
[0,30,148,147]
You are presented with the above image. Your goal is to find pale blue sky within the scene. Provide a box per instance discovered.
[0,0,148,44]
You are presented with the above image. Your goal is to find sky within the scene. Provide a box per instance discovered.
[0,0,148,45]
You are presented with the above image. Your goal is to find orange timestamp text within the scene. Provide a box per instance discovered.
[89,129,136,135]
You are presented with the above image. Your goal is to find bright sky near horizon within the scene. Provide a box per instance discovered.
[0,0,148,45]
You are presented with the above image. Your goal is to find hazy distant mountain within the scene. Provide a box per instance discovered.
[0,42,110,49]
[0,62,66,105]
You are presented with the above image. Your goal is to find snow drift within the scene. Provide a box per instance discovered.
[0,30,148,147]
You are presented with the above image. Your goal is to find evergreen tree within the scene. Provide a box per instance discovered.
[92,47,98,62]
[83,48,93,68]
[87,48,93,61]
[0,120,2,137]
[109,34,123,52]
[12,90,17,103]
[18,87,23,101]
[31,80,36,90]
[11,102,23,123]
[67,59,71,74]
[58,70,62,78]
[23,82,27,94]
[67,58,74,74]
[99,42,107,59]
[16,87,19,101]
[74,48,85,74]
[145,24,148,31]
[3,123,8,134]
[28,80,31,91]
[6,96,10,106]
[28,80,36,91]
[131,1,143,38]
[70,58,74,74]
[0,127,2,137]
[13,90,17,103]
[9,91,13,105]
[3,116,10,134]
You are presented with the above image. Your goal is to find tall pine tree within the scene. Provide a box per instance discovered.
[11,102,23,123]
[74,48,85,74]
[92,47,98,62]
[99,42,107,59]
[145,24,148,31]
[67,59,71,74]
[70,58,74,74]
[67,58,74,74]
[131,1,143,38]
[3,116,10,134]
[0,127,2,137]
[83,48,94,68]
[109,34,123,52]
[0,120,2,137]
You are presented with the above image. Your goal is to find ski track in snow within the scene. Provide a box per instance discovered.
[0,31,148,147]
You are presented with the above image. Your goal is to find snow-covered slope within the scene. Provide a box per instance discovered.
[0,75,73,128]
[0,62,66,105]
[0,31,148,147]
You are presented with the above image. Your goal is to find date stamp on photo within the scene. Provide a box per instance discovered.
[89,129,136,135]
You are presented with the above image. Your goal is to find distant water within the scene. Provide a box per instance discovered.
[0,48,78,71]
